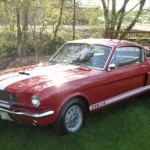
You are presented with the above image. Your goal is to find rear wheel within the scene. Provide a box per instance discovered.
[54,98,86,134]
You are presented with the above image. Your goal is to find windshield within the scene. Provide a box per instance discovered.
[51,43,112,69]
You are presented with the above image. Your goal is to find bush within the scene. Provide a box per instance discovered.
[0,25,104,58]
[0,27,17,58]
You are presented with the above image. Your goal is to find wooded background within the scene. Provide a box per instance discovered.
[0,0,149,58]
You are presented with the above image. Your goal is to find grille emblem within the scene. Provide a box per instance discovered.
[9,94,13,100]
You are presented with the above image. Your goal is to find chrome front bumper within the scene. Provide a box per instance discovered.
[0,102,54,118]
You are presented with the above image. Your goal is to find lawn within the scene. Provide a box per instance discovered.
[0,94,149,150]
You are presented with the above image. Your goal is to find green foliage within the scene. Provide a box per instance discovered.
[0,0,148,58]
[86,8,102,26]
[121,11,139,28]
[0,26,17,58]
[0,0,105,57]
[0,40,7,57]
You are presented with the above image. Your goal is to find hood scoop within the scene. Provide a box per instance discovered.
[18,72,30,76]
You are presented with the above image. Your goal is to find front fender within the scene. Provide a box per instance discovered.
[56,92,89,116]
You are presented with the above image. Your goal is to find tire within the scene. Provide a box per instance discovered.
[53,98,86,135]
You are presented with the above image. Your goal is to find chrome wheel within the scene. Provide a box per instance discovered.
[64,105,83,133]
[53,98,86,134]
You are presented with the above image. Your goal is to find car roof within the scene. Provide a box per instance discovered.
[66,38,142,47]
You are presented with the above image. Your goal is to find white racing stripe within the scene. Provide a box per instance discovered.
[0,72,18,81]
[0,73,34,90]
[0,65,78,90]
[89,85,150,111]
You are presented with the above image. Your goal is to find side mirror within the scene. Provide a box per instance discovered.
[109,63,116,69]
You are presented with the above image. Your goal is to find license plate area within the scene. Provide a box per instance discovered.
[0,111,13,121]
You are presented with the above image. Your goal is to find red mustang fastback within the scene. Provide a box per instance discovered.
[0,39,150,134]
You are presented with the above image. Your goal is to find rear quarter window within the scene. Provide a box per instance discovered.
[145,49,150,58]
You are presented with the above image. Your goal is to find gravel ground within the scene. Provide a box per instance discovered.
[0,56,50,71]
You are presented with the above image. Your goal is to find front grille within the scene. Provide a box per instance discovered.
[0,90,17,103]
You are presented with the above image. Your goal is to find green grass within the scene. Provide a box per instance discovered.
[0,94,149,150]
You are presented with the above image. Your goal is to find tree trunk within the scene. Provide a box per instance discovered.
[16,7,22,57]
[126,0,146,31]
[53,0,65,43]
[114,0,129,38]
[73,0,76,40]
[120,0,146,39]
[110,0,116,30]
[101,0,110,38]
[22,2,29,58]
[101,0,146,39]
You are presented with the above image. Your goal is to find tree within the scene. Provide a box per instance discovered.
[101,0,146,38]
[30,0,55,58]
[53,0,65,43]
[22,0,30,57]
[16,5,22,57]
[73,0,76,40]
[5,0,31,57]
[65,0,80,40]
[0,0,19,57]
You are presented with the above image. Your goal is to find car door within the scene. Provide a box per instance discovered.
[107,46,148,98]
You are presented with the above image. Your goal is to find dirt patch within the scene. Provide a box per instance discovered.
[0,56,50,71]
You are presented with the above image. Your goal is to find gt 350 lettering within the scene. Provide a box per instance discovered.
[90,101,105,111]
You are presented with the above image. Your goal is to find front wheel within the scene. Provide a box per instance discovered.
[54,98,86,134]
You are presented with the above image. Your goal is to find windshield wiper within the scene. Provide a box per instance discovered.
[69,61,82,65]
[69,61,91,70]
[19,72,30,76]
[48,60,57,64]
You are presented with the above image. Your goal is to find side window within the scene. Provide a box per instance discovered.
[90,45,111,68]
[111,46,143,68]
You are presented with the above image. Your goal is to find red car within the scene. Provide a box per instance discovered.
[0,39,150,134]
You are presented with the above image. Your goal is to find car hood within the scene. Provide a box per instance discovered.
[0,63,101,93]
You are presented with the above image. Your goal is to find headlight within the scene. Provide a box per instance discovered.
[31,95,41,107]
